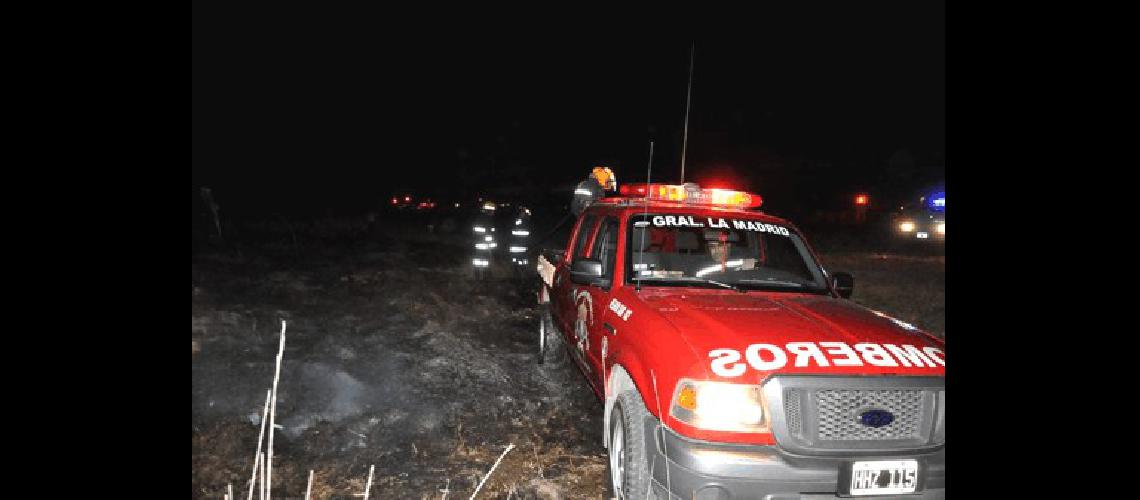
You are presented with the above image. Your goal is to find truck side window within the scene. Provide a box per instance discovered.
[589,217,619,277]
[571,215,599,262]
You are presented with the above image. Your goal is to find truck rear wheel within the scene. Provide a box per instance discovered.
[537,307,567,365]
[606,391,657,500]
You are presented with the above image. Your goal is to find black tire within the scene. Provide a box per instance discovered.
[537,307,567,365]
[606,391,657,500]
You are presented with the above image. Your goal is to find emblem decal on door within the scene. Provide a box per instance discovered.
[573,290,594,355]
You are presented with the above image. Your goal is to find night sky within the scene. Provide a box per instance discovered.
[193,5,944,216]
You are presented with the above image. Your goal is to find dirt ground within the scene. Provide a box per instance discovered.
[192,216,945,499]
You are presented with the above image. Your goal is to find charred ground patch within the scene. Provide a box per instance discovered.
[193,218,606,499]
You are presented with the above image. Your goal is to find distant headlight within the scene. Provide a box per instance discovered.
[670,380,768,433]
[936,223,945,235]
[898,221,916,232]
[473,226,486,233]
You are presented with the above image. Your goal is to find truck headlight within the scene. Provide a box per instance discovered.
[670,380,768,433]
[898,221,916,233]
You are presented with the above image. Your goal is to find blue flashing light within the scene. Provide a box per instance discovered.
[928,191,945,212]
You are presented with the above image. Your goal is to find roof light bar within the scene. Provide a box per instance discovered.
[619,183,762,208]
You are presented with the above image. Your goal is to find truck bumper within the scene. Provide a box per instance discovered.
[643,417,945,500]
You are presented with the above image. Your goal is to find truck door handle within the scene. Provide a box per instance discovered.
[603,323,616,335]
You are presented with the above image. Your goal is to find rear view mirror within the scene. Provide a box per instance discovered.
[570,259,608,287]
[832,272,854,299]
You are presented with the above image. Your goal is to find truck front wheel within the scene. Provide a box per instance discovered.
[607,391,657,500]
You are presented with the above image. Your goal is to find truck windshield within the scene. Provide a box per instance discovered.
[626,213,828,293]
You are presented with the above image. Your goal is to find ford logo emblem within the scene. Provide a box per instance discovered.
[859,409,895,428]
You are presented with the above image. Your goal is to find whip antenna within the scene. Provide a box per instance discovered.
[636,140,654,292]
[680,42,695,184]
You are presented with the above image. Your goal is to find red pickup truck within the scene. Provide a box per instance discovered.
[536,182,945,499]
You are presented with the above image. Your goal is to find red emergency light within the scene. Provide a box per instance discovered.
[618,184,648,196]
[854,194,869,206]
[619,183,762,208]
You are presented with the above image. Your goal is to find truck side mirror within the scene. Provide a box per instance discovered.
[570,259,609,287]
[832,272,854,299]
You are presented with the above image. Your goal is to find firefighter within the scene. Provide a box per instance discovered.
[509,205,533,276]
[471,200,497,277]
[571,166,616,216]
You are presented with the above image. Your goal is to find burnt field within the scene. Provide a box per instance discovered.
[191,215,945,499]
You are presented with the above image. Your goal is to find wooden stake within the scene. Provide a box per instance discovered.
[363,464,375,500]
[266,320,287,500]
[469,444,515,500]
[247,389,272,500]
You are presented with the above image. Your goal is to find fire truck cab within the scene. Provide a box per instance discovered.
[536,182,945,499]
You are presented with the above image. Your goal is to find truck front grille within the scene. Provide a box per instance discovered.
[784,394,802,436]
[765,376,943,454]
[815,389,923,441]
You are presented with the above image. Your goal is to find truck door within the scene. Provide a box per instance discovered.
[578,216,620,391]
[553,214,599,346]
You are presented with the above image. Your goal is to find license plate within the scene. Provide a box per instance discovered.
[848,460,918,496]
[916,232,929,239]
